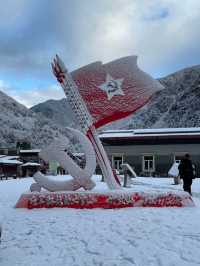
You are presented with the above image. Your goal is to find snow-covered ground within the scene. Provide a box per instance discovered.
[1,176,200,266]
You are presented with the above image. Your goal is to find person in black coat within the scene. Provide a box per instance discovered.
[178,153,194,195]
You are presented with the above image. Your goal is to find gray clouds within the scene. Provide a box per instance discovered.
[0,0,200,106]
[0,0,200,76]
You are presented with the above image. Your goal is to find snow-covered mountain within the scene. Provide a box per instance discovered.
[31,98,77,129]
[31,65,200,130]
[0,90,71,148]
[121,64,200,129]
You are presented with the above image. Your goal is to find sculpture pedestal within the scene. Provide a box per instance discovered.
[15,190,194,209]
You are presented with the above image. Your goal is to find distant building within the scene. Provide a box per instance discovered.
[99,128,200,177]
[0,149,42,178]
[19,149,41,177]
[21,162,40,177]
[19,149,40,163]
[0,148,17,156]
[0,155,22,179]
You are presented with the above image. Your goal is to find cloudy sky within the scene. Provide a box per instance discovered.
[0,0,200,107]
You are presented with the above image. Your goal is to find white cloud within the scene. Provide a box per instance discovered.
[17,85,65,107]
[0,82,65,108]
[60,0,200,76]
[0,79,8,87]
[0,0,199,78]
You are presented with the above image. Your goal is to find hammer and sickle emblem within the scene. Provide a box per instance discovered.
[31,128,96,192]
[107,80,119,93]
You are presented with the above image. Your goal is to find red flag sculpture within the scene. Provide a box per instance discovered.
[15,56,194,209]
[52,55,163,190]
[71,56,163,128]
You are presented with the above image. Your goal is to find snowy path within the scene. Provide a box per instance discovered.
[1,177,200,266]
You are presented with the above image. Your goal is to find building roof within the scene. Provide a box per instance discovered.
[3,156,19,160]
[20,149,41,153]
[99,128,200,145]
[99,127,200,138]
[0,157,22,165]
[21,162,40,167]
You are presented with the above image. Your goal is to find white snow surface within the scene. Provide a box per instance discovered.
[1,175,200,266]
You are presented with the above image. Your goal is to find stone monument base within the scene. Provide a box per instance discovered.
[15,190,194,209]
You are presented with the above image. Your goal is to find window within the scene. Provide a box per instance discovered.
[112,155,124,171]
[143,155,155,172]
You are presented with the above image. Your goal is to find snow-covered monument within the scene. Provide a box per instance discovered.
[16,55,194,208]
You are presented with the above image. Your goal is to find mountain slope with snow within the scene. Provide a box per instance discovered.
[0,90,69,148]
[125,64,200,129]
[31,98,77,128]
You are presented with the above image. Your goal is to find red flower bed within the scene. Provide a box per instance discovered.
[15,191,194,209]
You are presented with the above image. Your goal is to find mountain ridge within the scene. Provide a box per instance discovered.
[31,64,200,130]
[0,64,200,147]
[0,90,70,148]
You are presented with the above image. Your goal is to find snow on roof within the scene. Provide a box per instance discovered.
[99,130,134,138]
[21,162,40,167]
[0,158,22,165]
[134,127,200,134]
[0,155,20,164]
[99,127,200,138]
[20,149,41,153]
[4,156,19,160]
[73,153,84,157]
